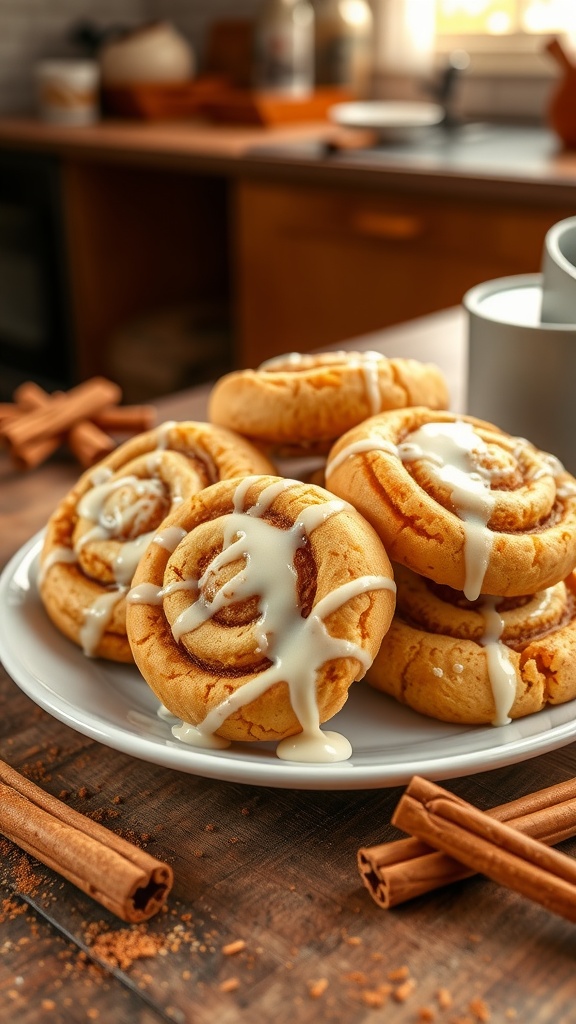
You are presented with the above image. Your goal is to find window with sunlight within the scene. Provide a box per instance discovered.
[436,0,576,37]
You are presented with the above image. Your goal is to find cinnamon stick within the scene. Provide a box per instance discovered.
[9,381,63,468]
[391,776,576,923]
[68,418,116,468]
[359,777,576,908]
[0,758,173,922]
[2,377,121,451]
[5,380,117,469]
[93,405,156,434]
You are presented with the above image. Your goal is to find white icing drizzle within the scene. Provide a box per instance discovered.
[154,421,177,450]
[153,526,187,552]
[398,422,498,602]
[79,587,127,658]
[432,666,443,677]
[328,421,501,602]
[347,351,384,416]
[477,596,517,727]
[45,457,184,657]
[259,350,385,416]
[325,436,398,478]
[157,704,179,722]
[128,579,198,606]
[38,545,77,587]
[89,465,113,486]
[132,480,395,762]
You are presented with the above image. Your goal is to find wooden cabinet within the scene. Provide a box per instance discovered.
[234,178,575,367]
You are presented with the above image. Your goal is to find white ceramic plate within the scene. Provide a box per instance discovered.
[329,100,444,140]
[3,534,576,790]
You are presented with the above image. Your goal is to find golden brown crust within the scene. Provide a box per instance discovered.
[126,475,396,743]
[208,351,449,453]
[38,422,276,662]
[366,564,576,724]
[325,407,576,598]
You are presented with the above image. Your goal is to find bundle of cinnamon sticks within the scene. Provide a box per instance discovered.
[359,775,576,923]
[0,757,172,922]
[0,377,156,470]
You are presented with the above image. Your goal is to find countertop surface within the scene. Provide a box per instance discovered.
[1,115,576,201]
[2,307,576,1024]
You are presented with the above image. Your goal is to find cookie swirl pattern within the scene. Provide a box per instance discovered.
[126,475,396,761]
[38,422,276,662]
[208,350,449,453]
[367,564,576,726]
[325,408,576,600]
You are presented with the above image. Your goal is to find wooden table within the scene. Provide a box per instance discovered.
[2,306,576,1024]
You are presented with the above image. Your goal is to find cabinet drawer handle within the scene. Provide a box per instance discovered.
[349,211,425,240]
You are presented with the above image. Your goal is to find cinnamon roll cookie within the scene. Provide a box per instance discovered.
[38,422,275,662]
[208,350,449,455]
[126,475,396,760]
[325,408,576,600]
[366,564,576,726]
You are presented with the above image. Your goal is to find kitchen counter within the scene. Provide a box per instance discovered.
[1,114,576,399]
[1,116,576,203]
[3,306,576,1024]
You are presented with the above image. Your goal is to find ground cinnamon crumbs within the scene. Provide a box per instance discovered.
[418,1008,436,1021]
[388,964,410,981]
[0,897,28,924]
[469,997,491,1022]
[392,977,416,1003]
[84,922,166,971]
[308,978,329,998]
[220,977,240,993]
[437,987,454,1009]
[221,939,246,956]
[360,985,392,1008]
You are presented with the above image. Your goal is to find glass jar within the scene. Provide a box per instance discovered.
[314,0,373,94]
[253,0,315,97]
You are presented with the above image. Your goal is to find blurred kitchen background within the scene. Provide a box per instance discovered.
[1,0,576,402]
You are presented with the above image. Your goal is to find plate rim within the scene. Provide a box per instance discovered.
[328,100,445,133]
[2,533,576,790]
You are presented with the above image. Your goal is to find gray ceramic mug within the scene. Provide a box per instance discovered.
[464,273,576,473]
[541,216,576,324]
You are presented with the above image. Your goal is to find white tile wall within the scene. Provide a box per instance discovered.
[0,0,261,114]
